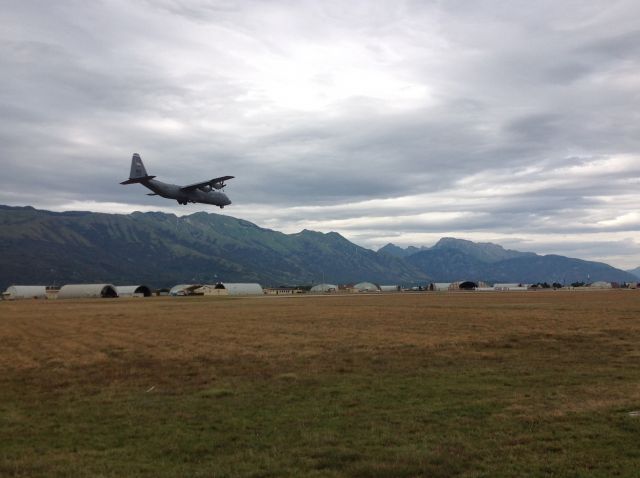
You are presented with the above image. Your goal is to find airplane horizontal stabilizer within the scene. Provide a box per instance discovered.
[146,193,158,196]
[120,175,156,185]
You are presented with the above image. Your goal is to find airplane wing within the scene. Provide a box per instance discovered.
[180,176,234,192]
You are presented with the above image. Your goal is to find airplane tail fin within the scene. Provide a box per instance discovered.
[120,153,156,185]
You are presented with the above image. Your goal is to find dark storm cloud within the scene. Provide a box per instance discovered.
[0,0,638,267]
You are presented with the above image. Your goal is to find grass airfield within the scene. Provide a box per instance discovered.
[1,291,640,477]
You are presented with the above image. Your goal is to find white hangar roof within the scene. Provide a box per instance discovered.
[169,284,202,296]
[2,285,47,300]
[116,285,152,297]
[310,283,338,293]
[214,283,263,295]
[57,284,118,299]
[353,282,380,292]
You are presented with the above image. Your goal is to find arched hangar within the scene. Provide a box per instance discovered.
[310,283,338,293]
[353,282,380,292]
[457,281,477,290]
[57,284,118,299]
[198,283,264,296]
[2,285,47,300]
[169,284,202,296]
[116,285,152,297]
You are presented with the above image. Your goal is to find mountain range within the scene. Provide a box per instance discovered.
[0,205,637,289]
[0,205,424,289]
[380,238,637,284]
[627,267,640,279]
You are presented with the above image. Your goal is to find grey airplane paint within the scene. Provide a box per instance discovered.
[121,154,233,208]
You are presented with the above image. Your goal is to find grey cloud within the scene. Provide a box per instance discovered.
[0,0,638,267]
[578,29,640,62]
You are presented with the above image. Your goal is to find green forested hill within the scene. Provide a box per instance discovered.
[1,205,635,290]
[0,205,427,289]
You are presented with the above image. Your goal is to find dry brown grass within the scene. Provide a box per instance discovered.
[1,291,639,372]
[2,290,640,477]
[1,290,639,394]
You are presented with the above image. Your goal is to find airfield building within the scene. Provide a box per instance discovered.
[116,285,152,297]
[169,284,202,296]
[431,283,453,291]
[57,284,118,299]
[379,285,400,292]
[353,282,380,292]
[310,283,338,293]
[197,283,263,296]
[494,283,529,291]
[589,281,613,289]
[2,285,48,300]
[455,281,478,290]
[264,287,301,295]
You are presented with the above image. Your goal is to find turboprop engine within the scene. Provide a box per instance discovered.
[199,182,225,192]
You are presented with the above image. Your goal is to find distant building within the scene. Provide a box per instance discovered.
[589,281,612,289]
[431,283,452,291]
[116,285,152,297]
[454,281,477,290]
[379,285,400,292]
[264,287,302,295]
[353,282,380,292]
[2,285,47,300]
[494,283,529,291]
[310,283,338,293]
[57,284,118,299]
[169,284,203,296]
[196,283,264,296]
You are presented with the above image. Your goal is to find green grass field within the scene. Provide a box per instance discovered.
[1,291,640,477]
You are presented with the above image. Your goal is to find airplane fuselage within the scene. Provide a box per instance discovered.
[121,153,233,207]
[143,179,231,206]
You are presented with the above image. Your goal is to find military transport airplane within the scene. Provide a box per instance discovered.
[120,153,233,208]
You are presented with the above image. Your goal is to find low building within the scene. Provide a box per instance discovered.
[431,283,452,291]
[57,284,118,299]
[264,287,302,295]
[2,285,47,300]
[379,285,400,292]
[494,283,529,291]
[116,285,152,297]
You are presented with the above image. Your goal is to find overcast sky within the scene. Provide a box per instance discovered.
[1,0,639,268]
